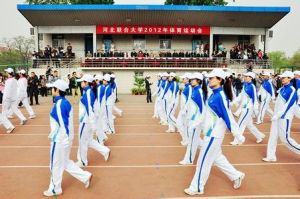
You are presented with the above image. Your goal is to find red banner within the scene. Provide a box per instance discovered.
[96,25,210,35]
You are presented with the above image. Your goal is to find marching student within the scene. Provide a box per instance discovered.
[44,79,92,197]
[158,73,169,125]
[76,74,110,167]
[152,73,162,118]
[184,69,245,196]
[2,68,27,125]
[0,113,15,133]
[293,70,300,118]
[103,74,115,134]
[176,73,192,145]
[165,72,179,133]
[110,74,123,117]
[179,72,206,165]
[231,72,265,145]
[263,71,300,162]
[17,69,36,119]
[256,71,275,124]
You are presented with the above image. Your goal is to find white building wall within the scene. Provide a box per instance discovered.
[212,27,265,35]
[38,26,95,34]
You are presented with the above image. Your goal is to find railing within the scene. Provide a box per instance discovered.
[31,57,79,68]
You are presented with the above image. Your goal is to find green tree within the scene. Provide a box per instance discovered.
[291,49,300,69]
[0,51,24,65]
[165,0,227,5]
[268,51,291,73]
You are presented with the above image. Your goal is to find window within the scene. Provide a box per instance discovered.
[133,40,146,50]
[52,34,64,49]
[159,39,171,49]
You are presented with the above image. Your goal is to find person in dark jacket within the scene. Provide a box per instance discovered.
[28,72,39,105]
[145,75,152,103]
[234,74,243,97]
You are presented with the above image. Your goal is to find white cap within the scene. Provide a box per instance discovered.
[162,72,169,77]
[156,73,162,77]
[145,75,150,78]
[4,68,14,73]
[207,68,227,79]
[202,71,208,76]
[94,74,103,80]
[76,74,94,83]
[261,71,271,77]
[243,72,256,79]
[294,70,300,76]
[46,79,69,92]
[180,73,190,79]
[169,72,176,77]
[103,74,111,81]
[279,71,294,78]
[19,69,26,74]
[190,72,203,80]
[110,74,116,78]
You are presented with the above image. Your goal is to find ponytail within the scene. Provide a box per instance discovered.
[201,79,208,101]
[219,77,233,101]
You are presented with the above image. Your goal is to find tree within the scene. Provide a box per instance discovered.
[291,49,300,69]
[26,0,114,4]
[268,51,290,73]
[165,0,227,5]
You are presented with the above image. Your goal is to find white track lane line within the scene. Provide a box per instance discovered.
[165,195,300,199]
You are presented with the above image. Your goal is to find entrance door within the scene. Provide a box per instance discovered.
[85,34,93,56]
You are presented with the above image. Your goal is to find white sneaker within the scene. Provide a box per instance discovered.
[180,141,188,146]
[6,127,15,134]
[43,190,62,197]
[230,140,239,146]
[29,114,36,119]
[256,137,264,144]
[262,157,277,162]
[7,115,14,119]
[106,131,112,135]
[179,160,193,165]
[233,172,245,189]
[20,119,27,125]
[256,121,262,125]
[104,150,110,162]
[184,188,204,196]
[84,174,93,189]
[119,111,123,117]
[76,161,85,168]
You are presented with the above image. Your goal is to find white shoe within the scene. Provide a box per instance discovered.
[180,141,188,146]
[104,150,110,162]
[7,115,14,119]
[84,174,93,189]
[184,188,204,196]
[256,121,262,125]
[112,115,116,120]
[262,157,277,162]
[230,140,239,146]
[106,131,112,135]
[256,137,264,144]
[119,111,123,117]
[233,172,245,189]
[76,161,85,168]
[179,160,193,165]
[29,114,36,119]
[6,127,15,134]
[43,190,62,197]
[20,119,27,125]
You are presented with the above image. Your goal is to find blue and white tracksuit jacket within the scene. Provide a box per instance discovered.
[104,84,115,133]
[257,79,275,122]
[158,80,169,122]
[294,79,300,118]
[164,81,179,127]
[94,84,108,141]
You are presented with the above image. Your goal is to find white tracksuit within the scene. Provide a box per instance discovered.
[94,83,108,143]
[293,79,300,119]
[158,80,169,124]
[77,86,110,166]
[0,113,14,130]
[152,79,162,118]
[265,83,300,160]
[257,79,274,123]
[177,83,192,143]
[232,82,265,143]
[164,81,179,131]
[2,77,26,122]
[181,85,205,164]
[103,84,115,133]
[111,82,122,116]
[17,77,35,117]
[46,96,91,194]
[188,87,244,193]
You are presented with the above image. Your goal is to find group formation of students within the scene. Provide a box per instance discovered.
[152,69,300,195]
[0,68,36,134]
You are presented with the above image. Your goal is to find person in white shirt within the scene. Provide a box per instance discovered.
[17,70,36,119]
[0,113,15,133]
[43,79,92,197]
[2,68,27,125]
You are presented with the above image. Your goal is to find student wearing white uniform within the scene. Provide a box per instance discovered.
[176,73,192,145]
[103,74,115,134]
[179,72,206,165]
[231,72,265,145]
[256,71,274,124]
[165,72,179,133]
[110,74,123,117]
[152,73,162,119]
[17,70,36,119]
[263,71,300,162]
[158,73,169,125]
[76,74,110,167]
[2,68,27,125]
[184,69,245,196]
[43,79,92,197]
[0,113,15,133]
[293,71,300,119]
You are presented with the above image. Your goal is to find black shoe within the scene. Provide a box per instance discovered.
[30,103,33,105]
[36,103,40,105]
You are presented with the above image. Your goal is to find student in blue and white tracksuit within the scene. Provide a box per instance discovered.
[43,79,92,197]
[176,73,192,145]
[165,72,179,133]
[184,69,245,196]
[76,74,110,167]
[93,75,108,145]
[231,72,265,145]
[179,72,206,165]
[256,71,274,124]
[293,71,300,119]
[110,74,123,117]
[263,71,300,162]
[103,74,115,134]
[152,74,162,119]
[158,73,169,125]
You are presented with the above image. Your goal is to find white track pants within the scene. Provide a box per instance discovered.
[167,102,177,131]
[257,98,273,123]
[266,118,300,160]
[19,96,35,116]
[158,99,167,124]
[189,136,243,193]
[77,122,110,166]
[47,142,91,194]
[0,113,14,129]
[104,105,115,133]
[294,105,300,119]
[2,99,26,121]
[177,110,189,143]
[182,126,202,163]
[153,97,159,118]
[95,114,108,145]
[113,105,122,116]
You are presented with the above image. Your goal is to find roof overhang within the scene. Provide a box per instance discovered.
[17,4,290,28]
